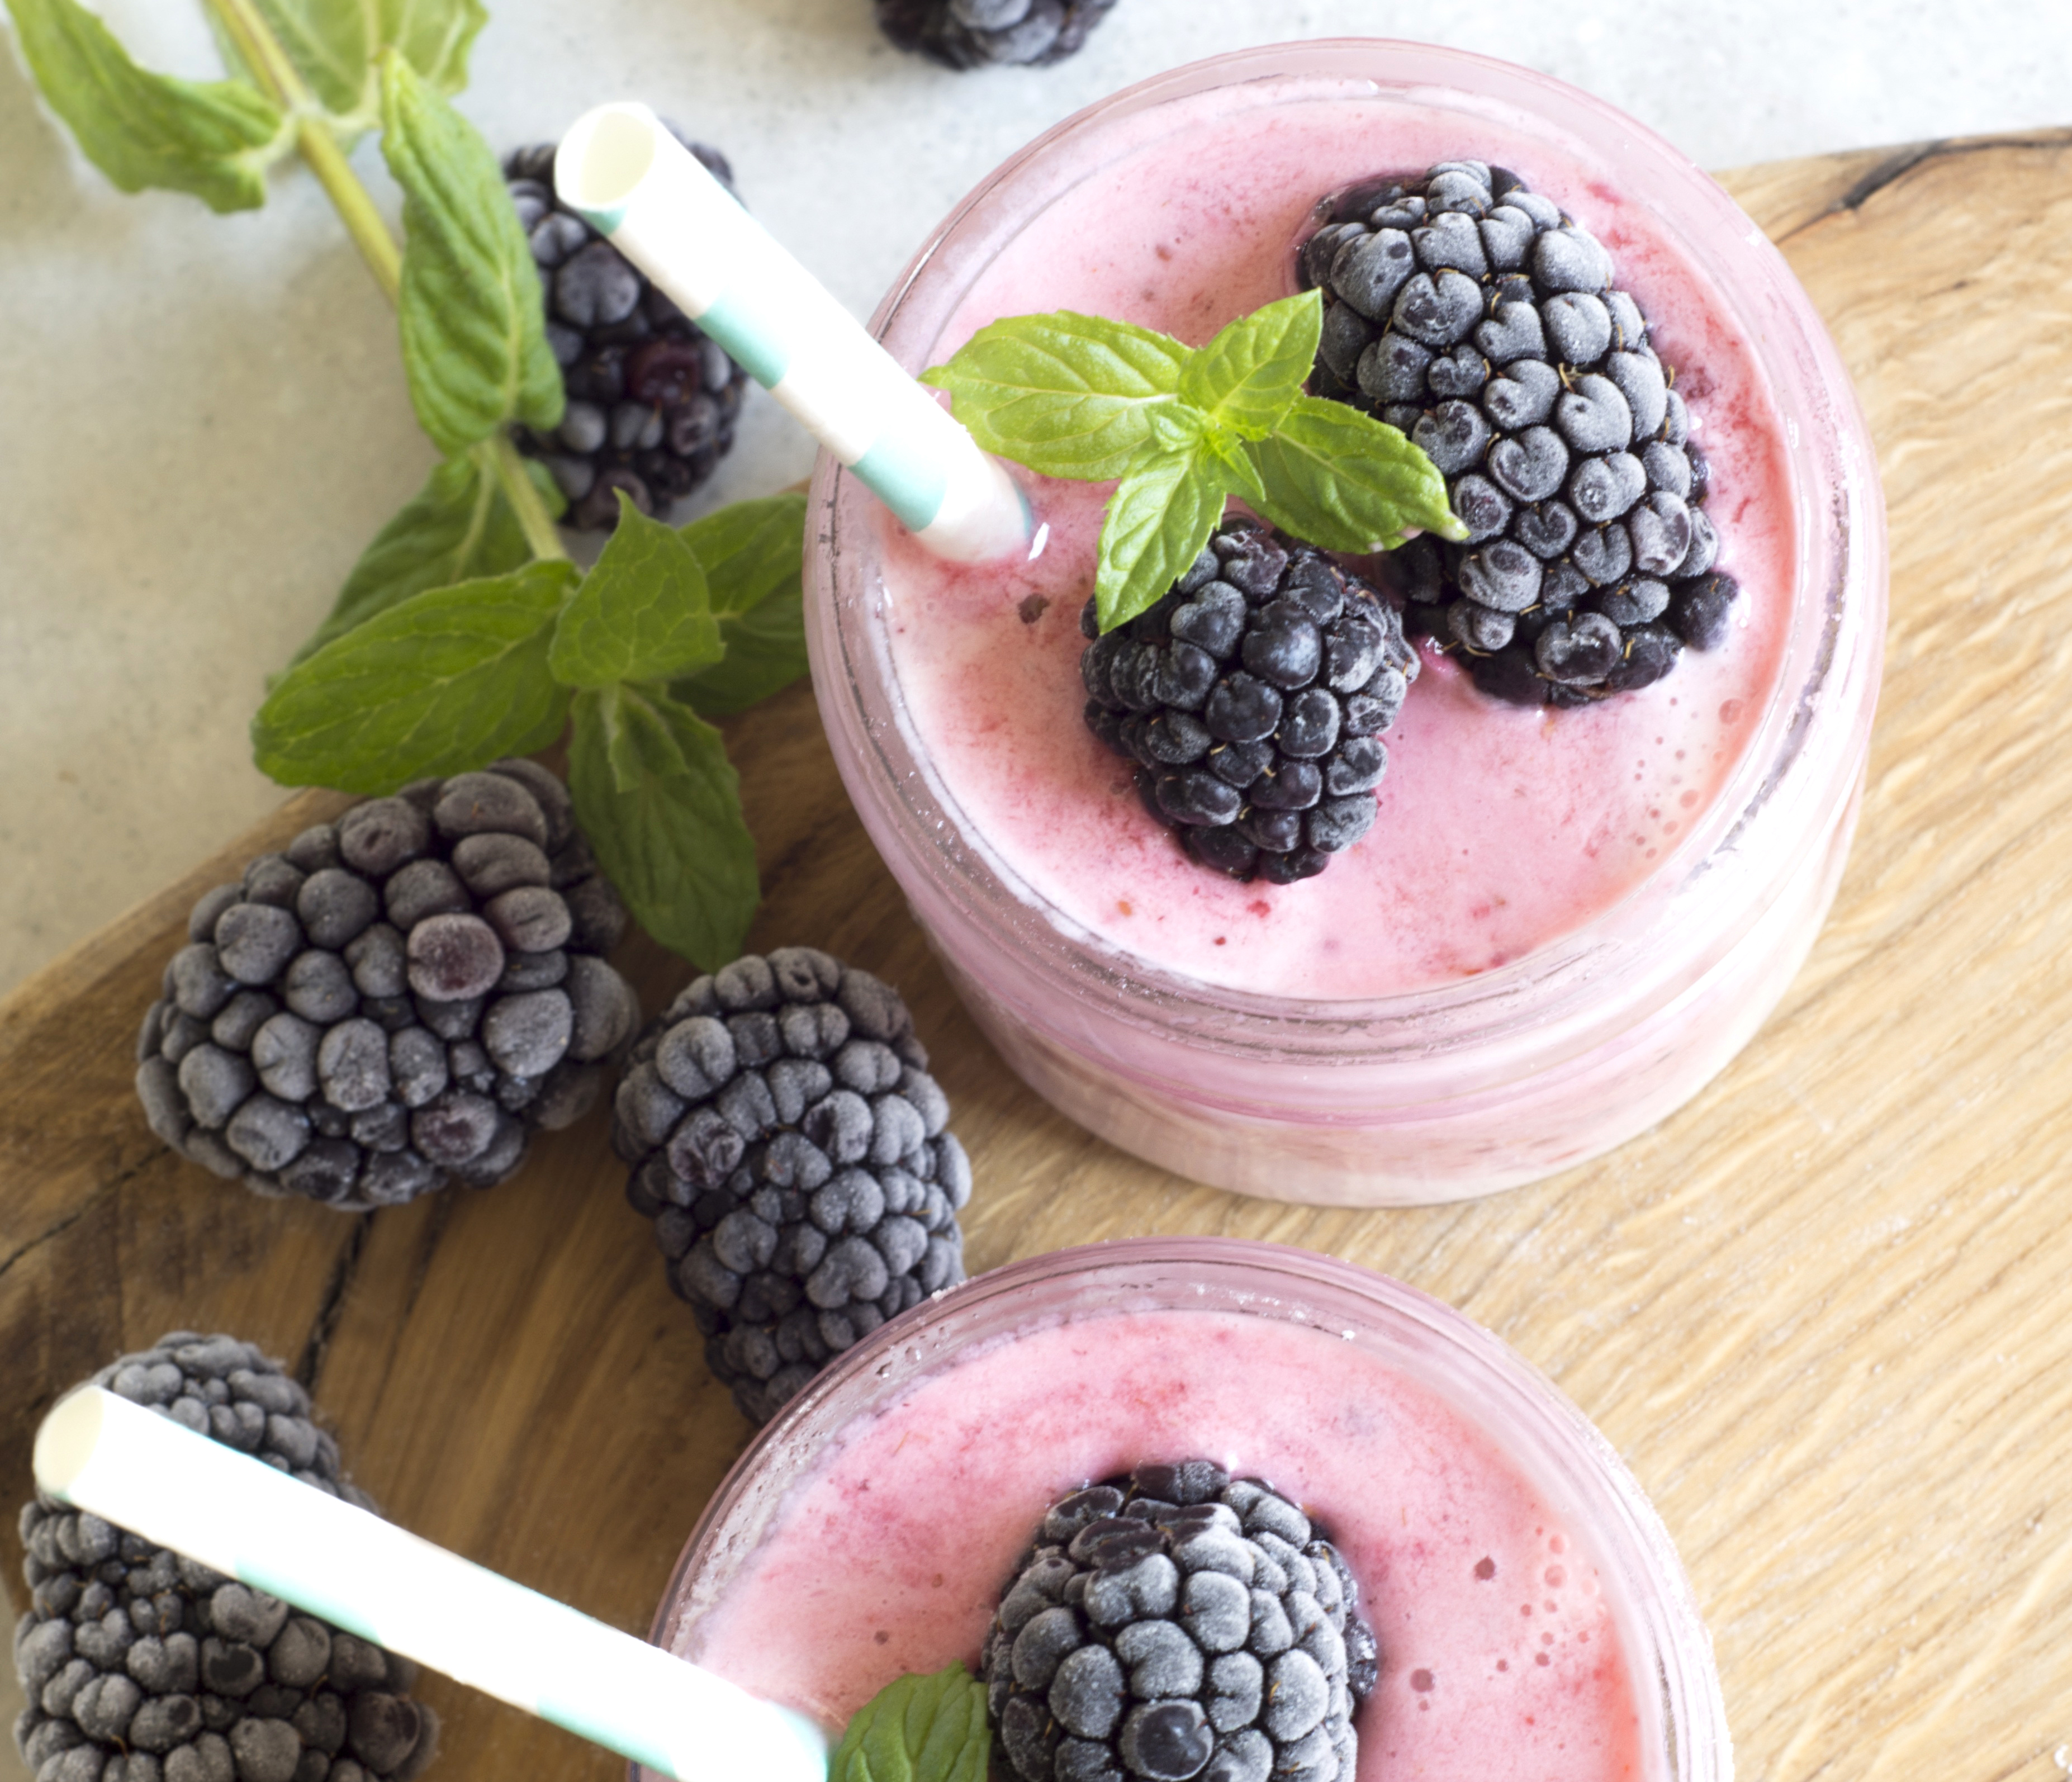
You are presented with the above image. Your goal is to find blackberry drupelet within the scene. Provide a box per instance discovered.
[13,1335,437,1782]
[1080,519,1418,884]
[874,0,1117,69]
[504,131,751,531]
[611,949,970,1426]
[134,763,642,1210]
[984,1460,1378,1782]
[1301,160,1741,705]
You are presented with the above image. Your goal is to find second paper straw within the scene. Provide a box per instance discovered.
[34,1387,827,1782]
[556,102,1030,565]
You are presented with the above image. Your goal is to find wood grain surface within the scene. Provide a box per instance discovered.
[4,132,2070,1782]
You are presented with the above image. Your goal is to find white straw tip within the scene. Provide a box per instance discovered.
[556,104,668,228]
[549,98,1032,567]
[34,1386,110,1505]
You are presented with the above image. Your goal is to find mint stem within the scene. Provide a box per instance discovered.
[295,117,402,301]
[204,0,568,563]
[482,433,568,560]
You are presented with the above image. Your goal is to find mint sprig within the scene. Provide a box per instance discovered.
[924,289,1467,631]
[11,0,817,970]
[831,1664,990,1782]
[254,493,808,965]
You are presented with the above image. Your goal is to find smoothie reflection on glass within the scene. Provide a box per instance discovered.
[808,40,1885,1205]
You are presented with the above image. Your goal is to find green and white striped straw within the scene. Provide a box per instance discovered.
[35,1387,827,1782]
[553,102,1031,565]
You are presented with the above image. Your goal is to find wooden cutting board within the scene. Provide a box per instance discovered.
[4,131,2070,1782]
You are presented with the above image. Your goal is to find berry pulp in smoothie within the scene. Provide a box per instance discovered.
[873,80,1793,998]
[676,1307,1649,1782]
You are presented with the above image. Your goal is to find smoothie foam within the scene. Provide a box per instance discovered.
[875,80,1794,998]
[679,1307,1646,1782]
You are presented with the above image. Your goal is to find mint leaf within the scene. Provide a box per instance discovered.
[214,0,484,127]
[1143,402,1207,457]
[1177,290,1321,442]
[673,493,809,717]
[831,1665,990,1782]
[287,453,532,668]
[921,312,1188,482]
[240,0,374,119]
[1245,395,1467,553]
[376,0,485,98]
[4,0,288,212]
[253,560,575,791]
[548,494,720,688]
[681,493,809,618]
[1143,404,1265,508]
[1096,447,1226,633]
[567,684,757,969]
[380,53,562,455]
[924,292,1459,632]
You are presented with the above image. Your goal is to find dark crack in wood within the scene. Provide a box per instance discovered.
[296,1212,374,1393]
[396,1193,453,1333]
[0,1201,94,1286]
[1780,131,2072,241]
[354,1194,457,1424]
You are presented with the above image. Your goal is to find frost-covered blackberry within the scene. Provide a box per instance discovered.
[504,132,751,531]
[1302,160,1740,705]
[613,949,970,1426]
[874,0,1117,69]
[985,1461,1378,1782]
[135,763,642,1209]
[1080,518,1418,884]
[12,1335,437,1782]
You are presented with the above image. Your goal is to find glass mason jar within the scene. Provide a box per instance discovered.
[648,1238,1731,1782]
[807,40,1885,1205]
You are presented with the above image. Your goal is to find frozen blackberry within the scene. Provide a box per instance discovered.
[1081,518,1417,885]
[504,131,751,531]
[984,1460,1378,1782]
[874,0,1117,69]
[13,1334,437,1782]
[1302,160,1739,705]
[612,949,970,1425]
[134,763,642,1210]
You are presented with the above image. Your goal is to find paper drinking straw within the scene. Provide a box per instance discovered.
[35,1387,827,1782]
[553,102,1031,565]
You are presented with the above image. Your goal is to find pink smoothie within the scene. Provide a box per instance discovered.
[875,83,1794,999]
[680,1309,1646,1781]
